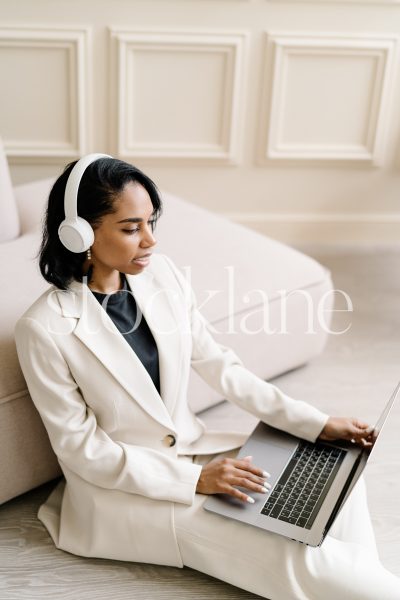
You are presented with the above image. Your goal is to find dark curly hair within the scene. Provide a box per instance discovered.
[38,157,162,290]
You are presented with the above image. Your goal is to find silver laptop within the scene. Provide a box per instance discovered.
[204,381,400,547]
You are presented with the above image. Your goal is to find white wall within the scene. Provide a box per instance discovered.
[1,0,400,244]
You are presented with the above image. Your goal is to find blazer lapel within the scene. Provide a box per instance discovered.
[125,271,183,417]
[54,271,180,431]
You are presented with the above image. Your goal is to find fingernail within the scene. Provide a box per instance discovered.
[246,496,255,504]
[263,471,271,478]
[260,487,268,493]
[264,482,271,489]
[243,455,252,460]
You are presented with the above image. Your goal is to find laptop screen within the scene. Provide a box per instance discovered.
[325,380,400,537]
[363,380,400,456]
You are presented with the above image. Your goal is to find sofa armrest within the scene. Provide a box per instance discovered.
[14,178,55,235]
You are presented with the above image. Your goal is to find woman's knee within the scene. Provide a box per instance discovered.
[302,539,400,600]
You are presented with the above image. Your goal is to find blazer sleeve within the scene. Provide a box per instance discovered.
[162,254,330,443]
[14,316,202,505]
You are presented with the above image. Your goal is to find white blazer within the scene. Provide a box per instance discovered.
[14,252,329,567]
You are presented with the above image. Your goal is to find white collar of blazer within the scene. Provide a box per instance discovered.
[51,268,182,431]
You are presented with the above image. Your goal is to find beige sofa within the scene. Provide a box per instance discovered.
[0,141,333,504]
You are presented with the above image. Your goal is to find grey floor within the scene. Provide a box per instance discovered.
[1,245,399,599]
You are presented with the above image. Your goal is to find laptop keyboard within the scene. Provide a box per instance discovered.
[260,441,346,530]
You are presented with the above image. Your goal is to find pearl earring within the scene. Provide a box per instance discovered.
[86,247,92,260]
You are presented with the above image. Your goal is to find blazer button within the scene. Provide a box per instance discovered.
[164,434,176,447]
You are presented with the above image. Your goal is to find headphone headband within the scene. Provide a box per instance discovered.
[58,153,113,253]
[64,153,112,221]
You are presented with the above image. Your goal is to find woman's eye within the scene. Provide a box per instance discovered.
[123,227,140,234]
[122,220,156,235]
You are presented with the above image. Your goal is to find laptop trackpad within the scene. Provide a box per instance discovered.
[238,422,299,480]
[243,439,294,478]
[210,442,293,510]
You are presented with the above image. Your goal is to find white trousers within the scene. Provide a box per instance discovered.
[174,449,400,600]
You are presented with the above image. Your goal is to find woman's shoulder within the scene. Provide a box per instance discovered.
[16,285,57,320]
[14,281,80,334]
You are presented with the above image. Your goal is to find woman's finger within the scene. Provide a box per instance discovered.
[232,468,269,487]
[234,458,271,479]
[230,476,271,494]
[352,424,374,438]
[222,483,255,504]
[353,419,371,430]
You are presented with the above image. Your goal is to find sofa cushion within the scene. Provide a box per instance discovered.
[14,177,54,235]
[0,138,20,242]
[156,191,331,323]
[155,191,333,412]
[0,231,49,407]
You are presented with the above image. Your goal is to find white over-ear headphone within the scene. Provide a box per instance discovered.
[58,153,113,253]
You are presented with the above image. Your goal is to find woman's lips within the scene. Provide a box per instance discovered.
[132,254,151,267]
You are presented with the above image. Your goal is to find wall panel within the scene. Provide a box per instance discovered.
[111,29,248,163]
[0,27,89,160]
[259,33,399,165]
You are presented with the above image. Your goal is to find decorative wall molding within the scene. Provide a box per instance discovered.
[266,0,400,4]
[225,212,400,224]
[258,32,400,165]
[110,29,249,163]
[0,26,89,160]
[224,211,400,242]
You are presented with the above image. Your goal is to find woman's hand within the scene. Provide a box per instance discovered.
[319,416,374,447]
[196,455,271,503]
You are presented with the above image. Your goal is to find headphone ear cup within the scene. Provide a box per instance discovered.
[58,216,94,253]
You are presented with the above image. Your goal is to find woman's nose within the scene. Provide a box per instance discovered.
[141,226,157,248]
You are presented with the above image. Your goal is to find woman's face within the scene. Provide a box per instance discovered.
[90,181,157,276]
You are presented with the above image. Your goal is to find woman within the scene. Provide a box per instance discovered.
[14,156,400,599]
